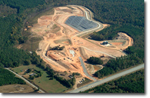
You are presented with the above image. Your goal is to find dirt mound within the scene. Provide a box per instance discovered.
[47,51,60,61]
[49,33,56,38]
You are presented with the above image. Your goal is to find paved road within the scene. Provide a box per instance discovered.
[68,63,144,93]
[79,57,97,81]
[5,68,45,93]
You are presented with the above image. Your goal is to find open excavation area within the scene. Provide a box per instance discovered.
[30,5,133,86]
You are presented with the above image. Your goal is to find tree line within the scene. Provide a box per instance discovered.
[54,75,76,88]
[45,66,76,88]
[49,45,65,50]
[82,69,144,93]
[94,53,143,78]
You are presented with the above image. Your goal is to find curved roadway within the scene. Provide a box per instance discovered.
[79,57,97,81]
[68,63,144,93]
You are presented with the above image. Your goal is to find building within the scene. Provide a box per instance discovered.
[101,41,109,45]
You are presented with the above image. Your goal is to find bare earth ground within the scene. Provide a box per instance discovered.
[32,6,88,77]
[29,5,133,88]
[0,84,34,93]
[86,32,133,51]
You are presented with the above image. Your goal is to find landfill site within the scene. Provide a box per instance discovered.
[30,5,133,83]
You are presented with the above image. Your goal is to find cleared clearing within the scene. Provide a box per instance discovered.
[0,84,34,93]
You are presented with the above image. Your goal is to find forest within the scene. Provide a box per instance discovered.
[82,70,144,93]
[0,68,26,86]
[87,56,103,65]
[0,0,144,88]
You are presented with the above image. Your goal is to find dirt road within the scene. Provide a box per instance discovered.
[79,57,97,81]
[81,46,116,58]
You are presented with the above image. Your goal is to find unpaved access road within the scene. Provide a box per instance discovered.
[5,68,45,93]
[79,57,97,81]
[81,46,116,58]
[68,63,144,93]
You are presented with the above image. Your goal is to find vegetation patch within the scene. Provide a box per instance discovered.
[77,78,92,88]
[49,45,65,50]
[26,8,54,26]
[20,36,42,51]
[94,54,143,78]
[87,56,103,65]
[29,37,42,42]
[33,71,68,93]
[0,5,17,17]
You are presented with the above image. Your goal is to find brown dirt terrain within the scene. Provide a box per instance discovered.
[86,32,133,51]
[0,84,34,93]
[29,5,133,84]
[73,36,125,57]
[34,6,87,77]
[111,42,123,46]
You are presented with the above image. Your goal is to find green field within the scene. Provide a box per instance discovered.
[12,65,68,93]
[27,8,54,25]
[21,7,54,51]
[11,65,42,73]
[34,72,68,93]
[21,37,42,51]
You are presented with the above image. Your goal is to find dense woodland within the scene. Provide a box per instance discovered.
[0,68,26,86]
[0,0,144,90]
[87,57,103,65]
[83,70,144,93]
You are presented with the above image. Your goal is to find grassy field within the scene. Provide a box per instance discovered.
[12,65,68,93]
[0,84,34,93]
[34,72,68,93]
[11,65,42,73]
[20,7,54,51]
[27,8,54,25]
[20,36,43,51]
